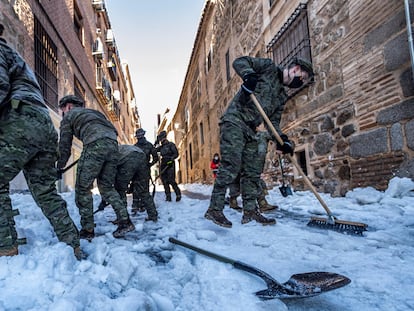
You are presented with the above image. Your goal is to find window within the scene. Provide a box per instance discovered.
[267,3,312,96]
[269,0,276,7]
[199,122,204,145]
[34,17,58,111]
[206,45,213,72]
[189,143,193,170]
[74,1,84,44]
[225,49,231,82]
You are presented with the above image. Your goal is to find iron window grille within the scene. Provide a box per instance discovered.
[266,3,313,97]
[34,17,58,111]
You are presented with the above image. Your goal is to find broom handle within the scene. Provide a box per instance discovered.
[250,94,334,217]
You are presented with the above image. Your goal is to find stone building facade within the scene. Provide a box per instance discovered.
[1,0,140,191]
[170,0,414,196]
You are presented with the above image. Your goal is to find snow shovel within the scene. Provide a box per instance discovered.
[169,237,351,299]
[278,155,293,197]
[250,94,368,235]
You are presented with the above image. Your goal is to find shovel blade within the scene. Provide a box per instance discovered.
[255,272,351,300]
[279,185,293,197]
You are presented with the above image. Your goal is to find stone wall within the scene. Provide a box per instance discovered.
[172,0,414,194]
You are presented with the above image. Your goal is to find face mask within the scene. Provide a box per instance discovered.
[288,76,304,89]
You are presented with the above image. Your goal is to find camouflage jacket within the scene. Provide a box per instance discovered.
[222,56,288,138]
[58,107,118,168]
[118,144,145,166]
[0,39,46,112]
[135,137,159,165]
[156,140,178,164]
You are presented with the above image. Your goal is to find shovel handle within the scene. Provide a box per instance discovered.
[60,159,79,173]
[250,94,334,217]
[169,237,235,265]
[169,237,282,288]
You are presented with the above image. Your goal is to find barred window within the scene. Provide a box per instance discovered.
[266,3,312,96]
[74,1,84,44]
[34,17,58,111]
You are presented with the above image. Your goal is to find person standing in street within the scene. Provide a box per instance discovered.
[210,153,220,179]
[204,55,314,228]
[0,24,81,259]
[156,131,181,202]
[132,128,158,214]
[57,95,135,240]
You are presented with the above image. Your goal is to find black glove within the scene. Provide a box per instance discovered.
[276,134,294,156]
[241,73,258,94]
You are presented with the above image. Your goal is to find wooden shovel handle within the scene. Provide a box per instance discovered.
[250,94,333,217]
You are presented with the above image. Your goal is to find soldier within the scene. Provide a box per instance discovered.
[227,130,278,213]
[98,144,158,222]
[0,24,81,258]
[132,128,158,214]
[57,95,135,240]
[205,56,314,228]
[155,131,181,202]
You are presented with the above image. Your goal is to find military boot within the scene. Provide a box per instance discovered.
[204,208,232,228]
[74,246,84,261]
[113,218,135,238]
[165,194,172,202]
[258,198,278,213]
[0,245,18,257]
[79,228,95,242]
[229,196,242,212]
[241,209,276,226]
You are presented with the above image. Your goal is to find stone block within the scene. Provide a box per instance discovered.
[350,128,388,157]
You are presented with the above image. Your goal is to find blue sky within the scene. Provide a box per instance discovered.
[105,0,206,140]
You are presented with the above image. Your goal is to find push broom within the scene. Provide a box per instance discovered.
[250,94,367,235]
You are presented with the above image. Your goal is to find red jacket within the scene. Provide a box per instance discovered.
[210,159,220,178]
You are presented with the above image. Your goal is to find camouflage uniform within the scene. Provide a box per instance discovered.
[0,38,79,255]
[227,131,275,210]
[156,137,181,201]
[118,145,157,220]
[133,136,158,211]
[207,56,287,222]
[57,107,130,232]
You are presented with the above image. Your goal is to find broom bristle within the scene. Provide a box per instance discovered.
[307,217,367,236]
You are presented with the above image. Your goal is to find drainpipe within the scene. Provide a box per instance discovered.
[404,0,414,82]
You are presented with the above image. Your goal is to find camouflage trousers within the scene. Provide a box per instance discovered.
[0,104,79,249]
[228,175,268,201]
[209,121,262,212]
[75,138,129,230]
[228,130,269,201]
[119,153,157,219]
[160,163,181,198]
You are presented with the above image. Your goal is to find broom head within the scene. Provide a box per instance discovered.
[307,216,368,236]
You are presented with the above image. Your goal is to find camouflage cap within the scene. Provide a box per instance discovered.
[290,57,314,78]
[135,128,146,138]
[58,95,85,108]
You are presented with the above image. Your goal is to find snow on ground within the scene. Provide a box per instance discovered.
[0,177,413,311]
